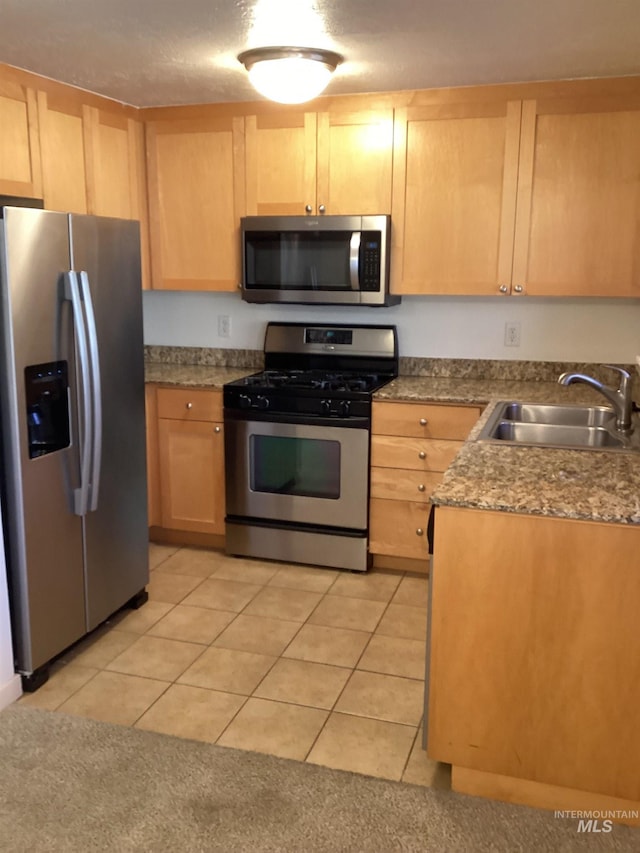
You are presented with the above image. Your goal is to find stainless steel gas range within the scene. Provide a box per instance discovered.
[223,322,398,572]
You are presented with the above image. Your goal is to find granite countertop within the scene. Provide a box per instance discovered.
[145,362,255,388]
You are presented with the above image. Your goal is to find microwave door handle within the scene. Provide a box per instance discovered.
[349,232,362,290]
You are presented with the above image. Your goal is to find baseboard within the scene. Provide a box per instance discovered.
[149,527,225,550]
[371,554,430,575]
[0,673,22,710]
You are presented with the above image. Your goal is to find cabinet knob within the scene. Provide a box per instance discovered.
[186,402,193,409]
[418,484,426,492]
[514,284,524,293]
[305,204,313,214]
[418,450,426,459]
[416,528,424,536]
[214,426,221,433]
[499,284,509,294]
[419,418,428,426]
[318,204,326,214]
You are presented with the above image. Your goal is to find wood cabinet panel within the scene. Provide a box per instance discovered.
[373,401,482,440]
[156,387,223,422]
[371,435,463,472]
[146,115,245,290]
[512,98,640,297]
[369,498,430,559]
[370,467,442,502]
[145,385,161,528]
[428,506,640,801]
[0,82,42,198]
[37,92,87,213]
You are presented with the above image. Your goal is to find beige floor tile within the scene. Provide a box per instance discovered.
[217,697,328,760]
[178,646,276,694]
[308,595,386,633]
[148,542,179,570]
[402,730,452,788]
[243,586,322,622]
[375,603,428,641]
[392,574,429,608]
[357,634,426,680]
[210,556,281,585]
[180,577,262,612]
[147,572,204,605]
[19,664,98,711]
[69,628,139,669]
[335,670,424,726]
[282,623,371,668]
[113,600,173,634]
[328,570,401,602]
[147,605,235,645]
[58,671,168,725]
[105,635,205,681]
[307,712,416,781]
[213,614,301,656]
[254,658,351,710]
[135,683,245,743]
[154,547,223,578]
[267,564,339,593]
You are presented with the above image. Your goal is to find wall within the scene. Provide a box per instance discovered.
[143,291,640,363]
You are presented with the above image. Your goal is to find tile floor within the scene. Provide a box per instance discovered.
[19,544,451,789]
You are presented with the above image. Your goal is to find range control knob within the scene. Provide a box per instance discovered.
[339,400,351,417]
[255,395,270,410]
[238,394,252,409]
[321,399,332,415]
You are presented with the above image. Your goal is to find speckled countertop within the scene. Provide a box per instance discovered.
[145,348,640,526]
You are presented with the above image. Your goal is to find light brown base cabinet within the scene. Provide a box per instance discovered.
[369,401,481,562]
[147,386,225,538]
[427,505,640,821]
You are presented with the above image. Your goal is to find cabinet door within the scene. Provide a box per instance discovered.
[158,418,225,534]
[245,112,317,215]
[146,115,245,290]
[145,386,161,528]
[392,101,521,295]
[37,91,88,213]
[512,97,640,297]
[0,80,42,198]
[316,110,393,214]
[369,498,430,559]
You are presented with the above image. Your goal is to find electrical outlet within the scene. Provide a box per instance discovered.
[504,321,521,347]
[218,314,231,338]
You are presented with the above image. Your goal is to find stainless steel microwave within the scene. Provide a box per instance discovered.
[241,214,399,307]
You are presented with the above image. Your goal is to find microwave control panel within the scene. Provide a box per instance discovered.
[361,232,381,291]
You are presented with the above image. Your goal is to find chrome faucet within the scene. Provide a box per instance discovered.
[557,365,634,432]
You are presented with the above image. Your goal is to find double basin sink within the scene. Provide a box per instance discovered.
[478,402,638,451]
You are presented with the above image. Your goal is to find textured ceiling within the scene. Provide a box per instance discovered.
[1,0,639,107]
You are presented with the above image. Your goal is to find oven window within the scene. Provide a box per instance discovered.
[250,435,340,499]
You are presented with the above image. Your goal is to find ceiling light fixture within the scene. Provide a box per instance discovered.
[238,46,343,104]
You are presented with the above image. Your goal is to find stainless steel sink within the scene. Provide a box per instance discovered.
[477,401,637,451]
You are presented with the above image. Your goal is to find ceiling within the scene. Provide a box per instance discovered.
[1,0,639,108]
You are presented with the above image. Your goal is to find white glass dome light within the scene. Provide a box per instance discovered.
[238,47,343,104]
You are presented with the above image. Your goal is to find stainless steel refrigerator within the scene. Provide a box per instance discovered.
[0,206,149,690]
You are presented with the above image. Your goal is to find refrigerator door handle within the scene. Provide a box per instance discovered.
[78,270,102,512]
[63,270,92,516]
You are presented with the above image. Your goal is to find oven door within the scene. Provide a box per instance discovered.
[224,412,369,531]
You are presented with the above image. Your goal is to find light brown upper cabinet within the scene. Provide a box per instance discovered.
[392,100,522,296]
[146,115,245,291]
[245,108,394,216]
[393,95,640,297]
[37,91,88,214]
[512,96,640,297]
[0,79,42,198]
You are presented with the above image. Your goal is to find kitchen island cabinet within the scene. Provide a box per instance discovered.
[427,504,640,818]
[245,108,393,216]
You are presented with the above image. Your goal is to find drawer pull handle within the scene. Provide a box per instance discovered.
[416,528,424,536]
[214,426,221,433]
[418,451,426,459]
[419,418,428,426]
[418,484,426,492]
[186,402,193,410]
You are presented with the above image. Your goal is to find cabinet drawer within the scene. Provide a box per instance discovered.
[371,435,462,472]
[369,498,431,559]
[370,467,442,502]
[157,387,222,422]
[373,401,481,440]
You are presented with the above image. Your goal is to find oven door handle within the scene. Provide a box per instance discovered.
[224,409,370,430]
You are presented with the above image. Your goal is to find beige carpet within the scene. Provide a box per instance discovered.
[0,705,635,852]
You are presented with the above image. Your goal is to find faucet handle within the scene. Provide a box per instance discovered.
[603,365,632,384]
